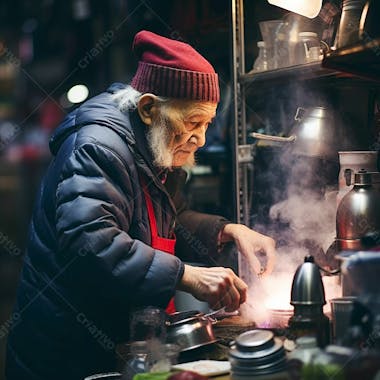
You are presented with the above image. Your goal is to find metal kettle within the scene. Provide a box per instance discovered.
[336,170,380,251]
[290,255,326,306]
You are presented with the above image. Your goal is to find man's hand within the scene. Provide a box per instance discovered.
[220,224,276,276]
[177,264,248,312]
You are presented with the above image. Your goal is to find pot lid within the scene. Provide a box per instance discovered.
[235,329,274,352]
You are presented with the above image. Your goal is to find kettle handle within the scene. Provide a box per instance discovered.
[344,168,353,186]
[294,107,306,121]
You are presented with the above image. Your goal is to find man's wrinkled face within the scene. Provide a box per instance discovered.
[148,100,217,168]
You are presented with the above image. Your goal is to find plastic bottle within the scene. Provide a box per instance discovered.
[253,41,268,72]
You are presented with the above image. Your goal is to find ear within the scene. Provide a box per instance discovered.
[137,93,158,126]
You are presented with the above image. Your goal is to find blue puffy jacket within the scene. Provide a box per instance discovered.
[5,83,229,380]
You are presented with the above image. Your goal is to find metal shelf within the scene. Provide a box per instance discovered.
[241,62,338,84]
[241,61,380,92]
[322,38,380,83]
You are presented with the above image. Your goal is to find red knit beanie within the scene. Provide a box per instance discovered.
[131,30,220,102]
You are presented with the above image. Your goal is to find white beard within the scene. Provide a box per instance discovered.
[147,113,196,169]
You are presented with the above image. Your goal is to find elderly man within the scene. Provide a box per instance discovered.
[6,31,276,380]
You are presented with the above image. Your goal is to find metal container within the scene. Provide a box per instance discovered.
[166,314,217,352]
[289,107,338,159]
[337,151,379,204]
[336,0,367,48]
[330,296,357,343]
[229,329,287,378]
[336,251,380,348]
[359,0,380,42]
[290,255,326,306]
[336,170,380,251]
[289,256,330,347]
[339,251,380,295]
[235,329,275,352]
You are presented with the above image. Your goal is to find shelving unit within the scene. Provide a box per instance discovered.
[231,0,380,224]
[230,0,380,278]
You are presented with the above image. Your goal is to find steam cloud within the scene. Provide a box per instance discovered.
[241,147,341,325]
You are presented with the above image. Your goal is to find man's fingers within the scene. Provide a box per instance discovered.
[247,254,263,275]
[233,276,248,304]
[183,266,248,312]
[265,248,276,275]
[225,285,241,312]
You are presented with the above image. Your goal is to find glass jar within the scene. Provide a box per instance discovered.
[122,341,180,380]
[295,32,321,65]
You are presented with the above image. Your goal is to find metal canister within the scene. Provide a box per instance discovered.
[336,170,380,251]
[335,0,367,48]
[288,256,330,348]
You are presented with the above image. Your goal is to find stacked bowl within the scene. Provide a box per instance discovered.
[229,329,287,379]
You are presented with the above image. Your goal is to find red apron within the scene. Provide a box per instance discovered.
[141,179,177,314]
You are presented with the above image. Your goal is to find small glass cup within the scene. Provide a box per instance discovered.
[330,296,356,343]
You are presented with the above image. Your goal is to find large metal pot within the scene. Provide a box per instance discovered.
[251,106,343,159]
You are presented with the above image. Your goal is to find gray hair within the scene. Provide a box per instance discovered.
[111,85,172,112]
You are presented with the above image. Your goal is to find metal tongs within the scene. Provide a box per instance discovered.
[204,307,239,320]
